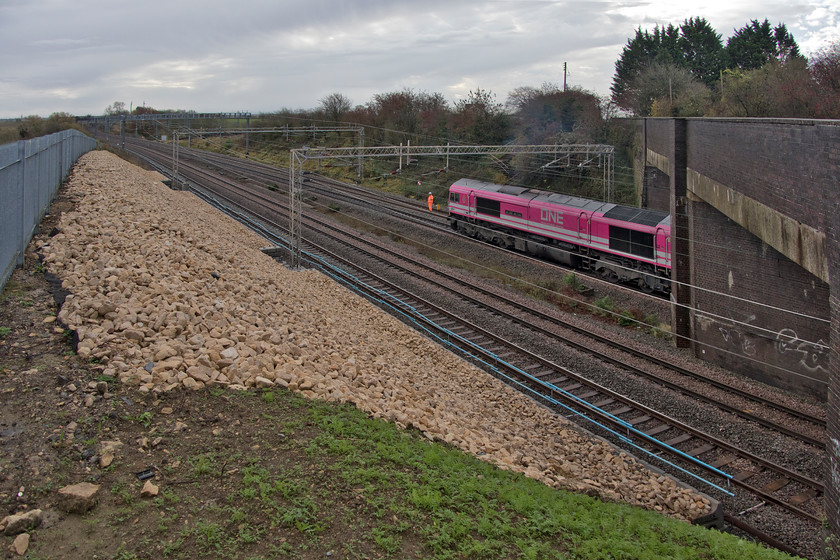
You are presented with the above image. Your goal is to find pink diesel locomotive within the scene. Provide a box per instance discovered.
[447,178,672,293]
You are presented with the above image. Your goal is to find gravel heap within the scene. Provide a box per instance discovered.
[41,151,712,522]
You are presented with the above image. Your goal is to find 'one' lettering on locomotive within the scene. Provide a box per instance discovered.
[541,209,562,224]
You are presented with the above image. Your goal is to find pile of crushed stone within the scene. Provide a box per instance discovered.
[40,151,712,521]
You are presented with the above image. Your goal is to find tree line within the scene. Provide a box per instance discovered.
[0,112,80,144]
[611,17,840,118]
[107,16,838,152]
[8,15,834,197]
[91,15,839,198]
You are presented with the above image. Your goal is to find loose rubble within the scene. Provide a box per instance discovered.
[0,509,43,535]
[140,480,159,498]
[39,151,712,521]
[11,533,29,556]
[56,482,100,514]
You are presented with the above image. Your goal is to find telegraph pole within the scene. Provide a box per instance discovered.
[563,62,567,92]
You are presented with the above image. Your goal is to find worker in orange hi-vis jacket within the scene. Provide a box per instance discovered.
[427,192,434,211]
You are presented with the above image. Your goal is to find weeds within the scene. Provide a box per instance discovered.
[193,520,224,552]
[372,527,401,554]
[124,411,153,428]
[593,295,615,317]
[95,373,117,385]
[113,546,139,560]
[161,537,183,556]
[617,309,636,326]
[189,453,216,477]
[110,482,135,507]
[562,272,583,292]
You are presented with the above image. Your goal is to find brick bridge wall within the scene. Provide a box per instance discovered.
[637,118,840,547]
[639,118,836,399]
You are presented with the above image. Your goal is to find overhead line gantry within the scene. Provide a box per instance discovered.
[287,143,614,268]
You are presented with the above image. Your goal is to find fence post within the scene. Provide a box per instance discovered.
[16,140,26,267]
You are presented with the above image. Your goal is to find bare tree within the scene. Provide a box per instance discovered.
[811,41,840,92]
[628,61,709,116]
[810,40,840,117]
[105,101,127,115]
[319,92,352,122]
[452,88,509,144]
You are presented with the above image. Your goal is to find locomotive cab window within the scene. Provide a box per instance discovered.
[475,197,501,218]
[450,192,460,203]
[609,226,654,259]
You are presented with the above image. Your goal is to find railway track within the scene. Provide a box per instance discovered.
[110,134,826,556]
[123,137,826,439]
[141,136,674,297]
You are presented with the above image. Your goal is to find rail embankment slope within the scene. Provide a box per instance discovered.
[46,151,706,515]
[2,149,800,558]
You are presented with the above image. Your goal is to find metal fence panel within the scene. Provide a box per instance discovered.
[0,142,22,291]
[0,130,96,292]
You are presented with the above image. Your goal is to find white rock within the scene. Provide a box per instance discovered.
[220,347,239,360]
[11,533,29,556]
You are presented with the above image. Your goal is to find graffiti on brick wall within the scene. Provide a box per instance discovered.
[830,438,840,506]
[715,315,828,374]
[717,314,757,357]
[775,328,828,374]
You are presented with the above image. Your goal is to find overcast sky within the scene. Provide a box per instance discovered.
[1,0,838,119]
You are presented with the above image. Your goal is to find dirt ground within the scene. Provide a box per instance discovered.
[0,196,403,560]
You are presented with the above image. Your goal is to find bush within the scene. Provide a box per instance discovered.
[616,310,636,326]
[593,296,615,317]
[563,273,583,291]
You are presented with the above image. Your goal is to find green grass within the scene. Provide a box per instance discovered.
[124,410,153,428]
[250,388,795,560]
[36,385,799,560]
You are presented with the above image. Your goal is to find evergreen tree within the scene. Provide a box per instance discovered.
[774,23,800,61]
[677,17,726,86]
[611,28,655,110]
[726,19,801,70]
[611,18,722,111]
[611,25,681,111]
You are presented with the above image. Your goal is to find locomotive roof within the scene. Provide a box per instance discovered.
[453,178,670,227]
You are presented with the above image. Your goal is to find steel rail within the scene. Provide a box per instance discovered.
[124,136,827,438]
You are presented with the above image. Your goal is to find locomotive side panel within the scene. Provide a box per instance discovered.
[527,199,582,247]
